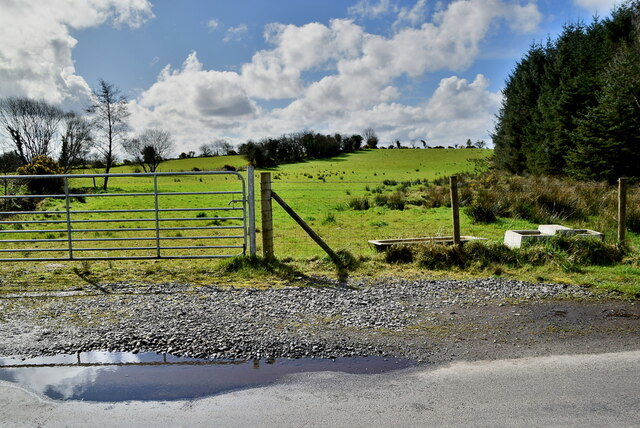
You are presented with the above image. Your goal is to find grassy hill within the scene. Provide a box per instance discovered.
[1,148,639,296]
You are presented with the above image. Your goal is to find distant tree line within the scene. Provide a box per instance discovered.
[492,1,640,182]
[238,130,374,168]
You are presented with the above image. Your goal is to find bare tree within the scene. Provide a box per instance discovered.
[86,80,129,190]
[59,112,92,173]
[122,137,143,168]
[0,97,63,164]
[362,127,378,148]
[199,143,213,157]
[124,129,173,172]
[211,138,233,156]
[138,129,173,172]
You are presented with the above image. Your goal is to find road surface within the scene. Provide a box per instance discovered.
[1,350,638,427]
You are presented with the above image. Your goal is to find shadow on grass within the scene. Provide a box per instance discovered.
[72,267,110,293]
[217,255,305,280]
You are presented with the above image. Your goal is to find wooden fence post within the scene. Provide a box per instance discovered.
[450,175,461,246]
[247,165,256,256]
[618,177,627,245]
[260,172,274,261]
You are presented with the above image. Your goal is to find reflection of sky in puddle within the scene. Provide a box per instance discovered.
[0,352,413,402]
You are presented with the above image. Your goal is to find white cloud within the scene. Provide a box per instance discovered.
[0,0,153,111]
[572,0,620,13]
[130,52,257,148]
[224,24,248,42]
[0,0,539,153]
[348,0,393,18]
[126,0,537,152]
[207,19,220,31]
[393,0,428,29]
[322,74,501,146]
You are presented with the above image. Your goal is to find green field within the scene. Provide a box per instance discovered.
[1,148,639,296]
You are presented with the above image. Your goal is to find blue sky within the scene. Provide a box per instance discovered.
[0,0,623,154]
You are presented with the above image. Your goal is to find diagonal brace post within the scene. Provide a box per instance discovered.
[271,190,344,268]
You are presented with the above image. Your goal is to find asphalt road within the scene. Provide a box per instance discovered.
[1,350,639,427]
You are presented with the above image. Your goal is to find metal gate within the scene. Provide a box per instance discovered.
[0,169,256,261]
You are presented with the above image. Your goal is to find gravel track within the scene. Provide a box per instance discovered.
[0,278,638,363]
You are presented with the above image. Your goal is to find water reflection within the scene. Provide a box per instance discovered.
[0,352,413,402]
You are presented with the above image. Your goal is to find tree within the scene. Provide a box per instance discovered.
[0,151,22,173]
[16,155,63,195]
[199,143,213,157]
[474,140,487,149]
[211,138,233,156]
[86,80,129,190]
[493,2,640,177]
[139,129,173,172]
[59,112,92,173]
[122,137,143,168]
[568,41,640,182]
[0,97,63,164]
[363,128,378,148]
[123,129,174,172]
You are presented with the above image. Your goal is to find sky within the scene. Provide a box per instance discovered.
[0,0,624,155]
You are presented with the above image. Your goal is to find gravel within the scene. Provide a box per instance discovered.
[0,277,637,363]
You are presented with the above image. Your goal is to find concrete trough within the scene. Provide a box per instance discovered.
[368,236,486,252]
[504,224,604,249]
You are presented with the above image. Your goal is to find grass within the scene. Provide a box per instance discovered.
[1,148,639,298]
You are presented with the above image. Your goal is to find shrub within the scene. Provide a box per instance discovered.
[373,192,406,210]
[384,236,623,271]
[373,194,387,207]
[386,192,406,210]
[464,188,498,223]
[464,201,497,223]
[385,245,413,263]
[415,242,466,269]
[627,205,640,234]
[16,155,63,195]
[422,186,450,208]
[333,249,360,270]
[348,197,369,210]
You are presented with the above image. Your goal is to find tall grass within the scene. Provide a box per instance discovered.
[385,236,624,273]
[420,173,640,237]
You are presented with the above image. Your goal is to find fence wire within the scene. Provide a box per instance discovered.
[258,175,639,259]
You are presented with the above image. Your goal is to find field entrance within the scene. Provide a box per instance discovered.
[0,171,253,261]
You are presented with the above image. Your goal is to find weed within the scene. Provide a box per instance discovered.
[217,255,301,279]
[385,245,413,263]
[348,197,370,210]
[464,190,497,223]
[373,192,406,210]
[322,213,337,225]
[388,236,624,273]
[79,259,92,274]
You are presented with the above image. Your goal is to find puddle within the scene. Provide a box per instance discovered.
[0,352,413,402]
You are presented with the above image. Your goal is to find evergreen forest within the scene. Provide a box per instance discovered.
[492,1,640,183]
